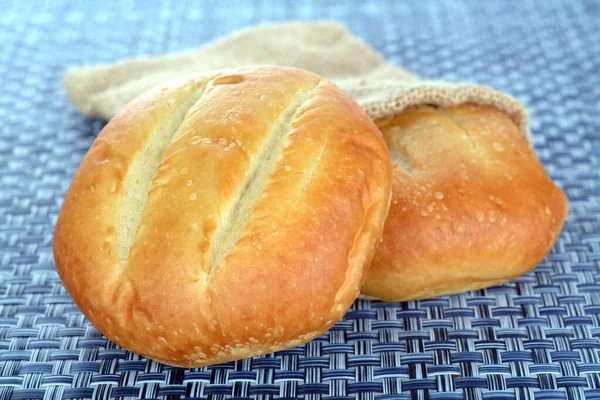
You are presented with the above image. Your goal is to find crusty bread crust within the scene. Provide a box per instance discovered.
[54,66,392,367]
[362,104,568,302]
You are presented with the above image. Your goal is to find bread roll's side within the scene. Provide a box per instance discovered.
[362,104,568,302]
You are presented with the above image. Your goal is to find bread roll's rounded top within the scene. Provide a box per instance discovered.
[362,104,568,302]
[54,66,392,367]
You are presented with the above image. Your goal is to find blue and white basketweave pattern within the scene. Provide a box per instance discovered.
[1,1,599,399]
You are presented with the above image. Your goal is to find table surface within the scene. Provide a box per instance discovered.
[1,1,600,399]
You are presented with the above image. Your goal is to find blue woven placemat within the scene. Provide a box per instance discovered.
[1,1,599,399]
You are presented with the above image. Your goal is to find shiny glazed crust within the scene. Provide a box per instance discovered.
[362,105,568,302]
[54,66,392,367]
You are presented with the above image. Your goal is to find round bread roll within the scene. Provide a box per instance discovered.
[53,66,392,367]
[362,104,568,302]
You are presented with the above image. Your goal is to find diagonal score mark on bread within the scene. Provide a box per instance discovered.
[296,136,328,198]
[438,108,482,154]
[207,81,322,272]
[388,149,418,177]
[116,72,222,266]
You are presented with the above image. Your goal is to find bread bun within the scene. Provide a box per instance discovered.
[54,66,392,367]
[362,104,567,302]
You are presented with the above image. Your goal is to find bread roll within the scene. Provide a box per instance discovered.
[362,104,567,302]
[53,66,392,367]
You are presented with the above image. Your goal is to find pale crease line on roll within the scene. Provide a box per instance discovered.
[438,108,482,153]
[388,148,418,177]
[206,80,323,273]
[116,73,221,267]
[296,136,328,199]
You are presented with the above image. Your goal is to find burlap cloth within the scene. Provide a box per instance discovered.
[63,22,530,141]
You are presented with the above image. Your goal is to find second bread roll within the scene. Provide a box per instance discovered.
[54,66,392,367]
[362,104,568,302]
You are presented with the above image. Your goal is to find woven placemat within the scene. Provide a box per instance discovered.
[1,1,599,399]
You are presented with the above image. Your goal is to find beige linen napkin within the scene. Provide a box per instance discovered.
[63,21,530,141]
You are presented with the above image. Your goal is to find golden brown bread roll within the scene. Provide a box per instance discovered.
[53,66,392,367]
[362,104,568,302]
